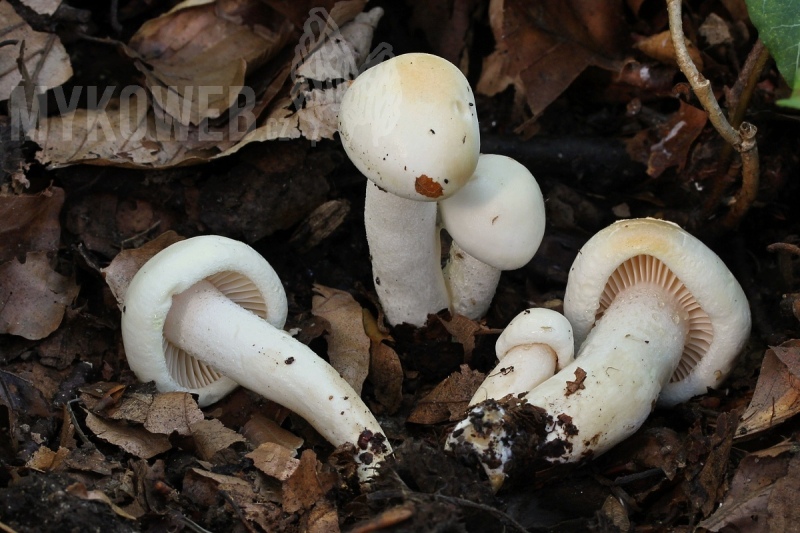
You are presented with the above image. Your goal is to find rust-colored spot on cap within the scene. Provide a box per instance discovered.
[415,175,443,198]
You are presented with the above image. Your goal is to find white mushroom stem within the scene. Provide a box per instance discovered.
[443,240,502,320]
[527,283,688,462]
[468,344,557,406]
[365,181,449,327]
[163,278,391,477]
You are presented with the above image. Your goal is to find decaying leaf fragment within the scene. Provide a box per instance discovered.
[407,364,485,424]
[0,187,64,263]
[312,284,371,394]
[364,309,403,413]
[101,230,185,308]
[247,442,300,481]
[84,411,172,459]
[477,0,625,126]
[737,340,800,438]
[0,2,72,101]
[0,251,79,340]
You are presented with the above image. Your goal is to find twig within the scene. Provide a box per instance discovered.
[767,242,800,257]
[66,399,94,447]
[666,0,761,231]
[0,520,19,533]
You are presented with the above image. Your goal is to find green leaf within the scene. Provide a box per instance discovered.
[746,0,800,107]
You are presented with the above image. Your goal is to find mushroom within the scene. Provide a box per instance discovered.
[469,308,574,405]
[120,235,391,480]
[338,52,480,326]
[447,308,574,490]
[439,154,546,319]
[448,218,750,488]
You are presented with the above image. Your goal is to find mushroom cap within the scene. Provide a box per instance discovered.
[439,154,545,270]
[121,235,288,406]
[563,218,751,406]
[338,53,480,201]
[495,308,574,371]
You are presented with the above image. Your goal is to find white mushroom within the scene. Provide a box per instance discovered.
[448,218,751,489]
[446,308,574,490]
[439,154,546,319]
[338,52,480,326]
[120,235,391,480]
[469,308,574,405]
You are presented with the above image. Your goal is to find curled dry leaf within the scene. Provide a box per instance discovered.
[126,0,294,126]
[737,340,800,439]
[407,364,486,425]
[0,251,79,340]
[0,2,72,101]
[101,230,185,309]
[84,411,172,459]
[0,187,64,263]
[363,309,403,413]
[312,284,371,394]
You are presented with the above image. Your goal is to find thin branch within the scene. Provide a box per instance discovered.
[666,0,762,231]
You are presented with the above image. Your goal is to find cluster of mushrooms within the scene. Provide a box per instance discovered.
[116,53,751,490]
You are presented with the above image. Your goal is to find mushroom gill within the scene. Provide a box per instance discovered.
[595,254,713,382]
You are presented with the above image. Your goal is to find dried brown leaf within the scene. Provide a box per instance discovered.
[0,2,72,101]
[183,468,257,507]
[246,442,300,481]
[0,251,79,340]
[144,391,205,436]
[66,482,137,520]
[127,0,293,125]
[26,445,69,472]
[101,231,185,309]
[190,418,246,461]
[30,4,381,168]
[477,0,625,120]
[242,412,304,450]
[84,411,172,459]
[737,340,800,439]
[0,187,64,263]
[364,309,403,413]
[282,449,326,514]
[698,445,798,532]
[635,30,704,70]
[407,365,485,424]
[312,284,371,394]
[437,313,501,363]
[625,100,708,178]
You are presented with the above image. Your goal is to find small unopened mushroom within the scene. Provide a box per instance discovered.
[439,154,546,319]
[447,308,574,490]
[120,236,390,480]
[448,218,750,489]
[469,308,574,405]
[338,52,480,326]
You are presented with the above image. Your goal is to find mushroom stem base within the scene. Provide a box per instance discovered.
[444,240,502,320]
